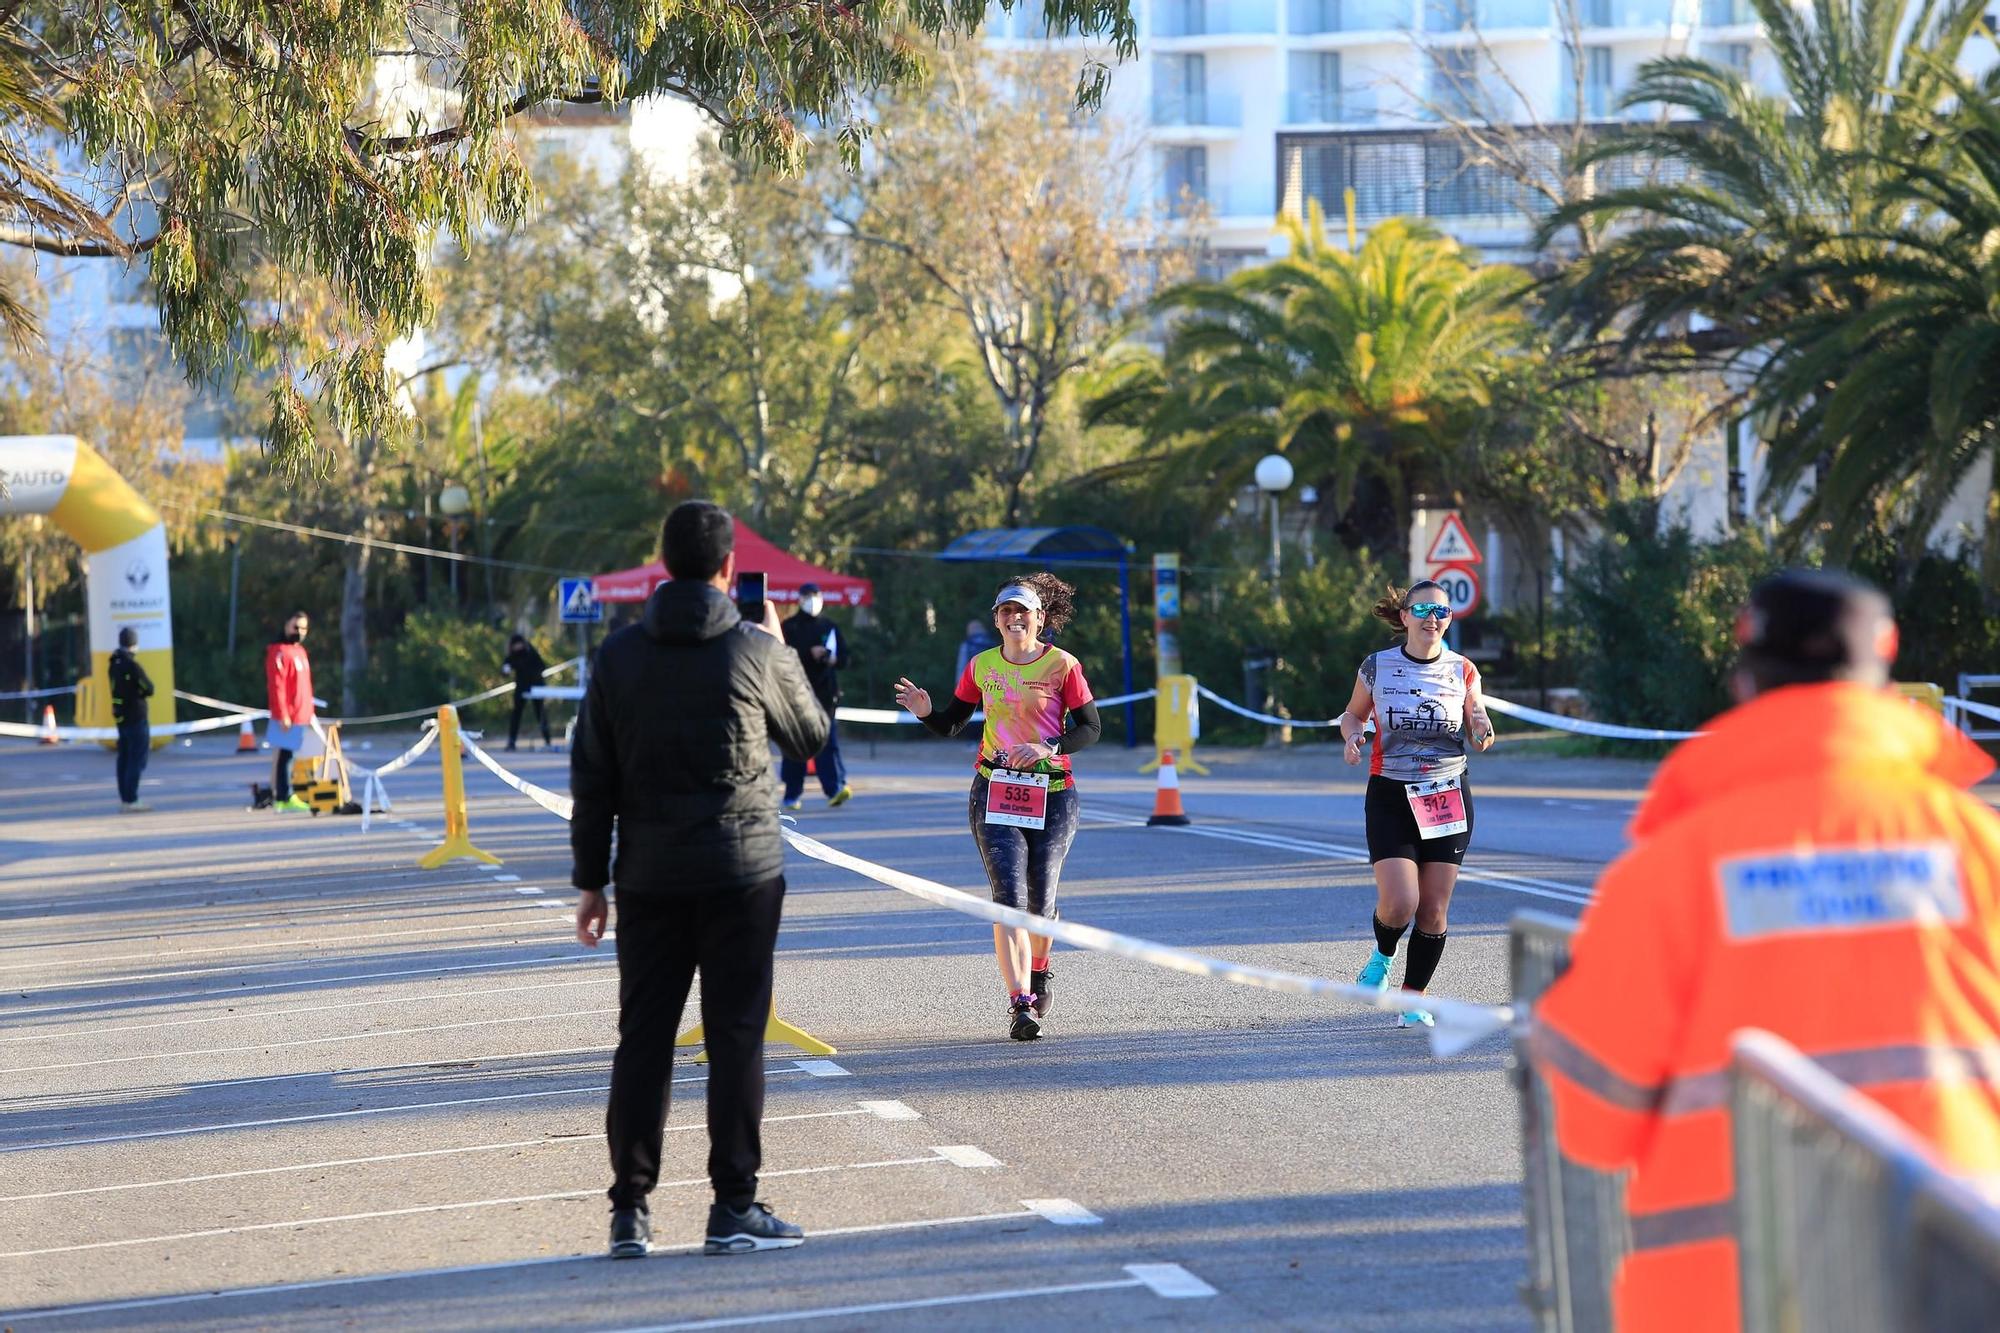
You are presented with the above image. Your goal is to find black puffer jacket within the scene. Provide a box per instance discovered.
[570,580,828,895]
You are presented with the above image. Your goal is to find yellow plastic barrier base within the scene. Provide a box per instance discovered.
[676,1002,837,1064]
[417,704,503,869]
[418,836,502,870]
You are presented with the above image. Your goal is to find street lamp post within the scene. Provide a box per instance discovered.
[439,483,472,603]
[1254,454,1294,593]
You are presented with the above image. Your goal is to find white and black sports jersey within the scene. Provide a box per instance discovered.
[1358,646,1482,782]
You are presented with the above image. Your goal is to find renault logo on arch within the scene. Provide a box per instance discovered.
[124,559,151,592]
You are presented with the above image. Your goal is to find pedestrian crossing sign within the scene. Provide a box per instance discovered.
[559,577,602,623]
[1424,512,1482,567]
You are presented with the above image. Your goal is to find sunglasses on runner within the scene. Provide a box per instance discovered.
[1407,602,1452,620]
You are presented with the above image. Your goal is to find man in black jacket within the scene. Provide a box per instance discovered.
[778,582,852,810]
[571,499,829,1261]
[108,626,154,812]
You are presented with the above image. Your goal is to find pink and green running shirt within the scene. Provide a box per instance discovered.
[954,645,1094,778]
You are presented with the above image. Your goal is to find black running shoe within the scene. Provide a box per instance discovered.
[1010,998,1043,1041]
[704,1201,804,1255]
[1030,967,1053,1018]
[609,1207,651,1259]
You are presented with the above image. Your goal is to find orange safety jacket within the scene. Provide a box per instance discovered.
[1534,682,2000,1333]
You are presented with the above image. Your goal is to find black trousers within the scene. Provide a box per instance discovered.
[509,693,551,748]
[607,876,785,1211]
[115,717,149,804]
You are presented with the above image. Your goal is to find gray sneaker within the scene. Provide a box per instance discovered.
[609,1207,651,1258]
[704,1201,803,1254]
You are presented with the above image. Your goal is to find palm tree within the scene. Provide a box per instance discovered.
[1744,71,2000,577]
[1539,0,1984,380]
[1084,206,1527,551]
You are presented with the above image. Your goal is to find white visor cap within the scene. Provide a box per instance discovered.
[992,584,1044,613]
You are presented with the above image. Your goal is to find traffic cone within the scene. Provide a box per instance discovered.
[236,718,258,752]
[37,705,59,745]
[1146,751,1191,826]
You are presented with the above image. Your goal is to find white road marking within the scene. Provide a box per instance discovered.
[0,1109,871,1202]
[859,1099,920,1120]
[795,1059,850,1077]
[5,950,596,1022]
[1025,1198,1103,1225]
[609,1274,1171,1331]
[0,1006,619,1076]
[491,873,521,882]
[1090,810,1594,904]
[0,1210,1045,1322]
[932,1144,1003,1169]
[0,975,607,1045]
[0,1154,956,1259]
[0,870,479,919]
[1126,1263,1219,1298]
[0,1064,836,1150]
[513,886,544,895]
[0,909,560,976]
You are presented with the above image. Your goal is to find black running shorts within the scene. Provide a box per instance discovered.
[1364,773,1474,866]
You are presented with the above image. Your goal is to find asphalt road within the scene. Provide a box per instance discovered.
[0,730,1648,1330]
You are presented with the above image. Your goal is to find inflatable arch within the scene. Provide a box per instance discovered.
[0,435,175,732]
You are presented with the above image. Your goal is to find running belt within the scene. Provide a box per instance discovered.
[974,757,1072,792]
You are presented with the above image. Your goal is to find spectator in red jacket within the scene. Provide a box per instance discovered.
[264,611,316,813]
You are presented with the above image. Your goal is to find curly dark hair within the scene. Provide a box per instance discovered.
[994,572,1077,634]
[1370,579,1445,634]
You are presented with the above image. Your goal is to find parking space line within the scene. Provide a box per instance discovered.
[5,946,593,1018]
[0,914,568,982]
[0,1107,880,1202]
[1,1006,621,1077]
[1025,1198,1104,1225]
[0,886,552,952]
[0,868,459,918]
[0,1209,1046,1322]
[605,1266,1213,1331]
[0,1065,838,1152]
[931,1145,1003,1169]
[0,1154,959,1259]
[0,975,608,1045]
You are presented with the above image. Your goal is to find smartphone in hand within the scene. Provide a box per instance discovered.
[734,571,767,626]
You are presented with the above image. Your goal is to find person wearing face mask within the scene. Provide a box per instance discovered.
[1337,579,1494,1029]
[263,610,317,814]
[893,573,1102,1041]
[779,583,852,809]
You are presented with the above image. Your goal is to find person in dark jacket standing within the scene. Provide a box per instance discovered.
[572,500,829,1261]
[108,626,154,812]
[502,633,553,751]
[778,583,852,810]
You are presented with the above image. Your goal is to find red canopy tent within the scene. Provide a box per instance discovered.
[593,518,874,607]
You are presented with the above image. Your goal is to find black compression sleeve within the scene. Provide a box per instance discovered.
[1054,700,1102,755]
[919,693,978,739]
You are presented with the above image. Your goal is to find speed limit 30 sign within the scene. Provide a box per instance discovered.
[1429,563,1481,618]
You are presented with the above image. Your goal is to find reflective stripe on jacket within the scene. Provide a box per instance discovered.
[1534,682,2000,1333]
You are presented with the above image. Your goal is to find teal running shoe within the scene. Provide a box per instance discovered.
[1398,1008,1435,1029]
[1356,949,1393,991]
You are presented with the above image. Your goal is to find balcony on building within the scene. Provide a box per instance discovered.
[1152,88,1246,128]
[1699,0,1754,23]
[1285,86,1381,124]
[1577,0,1685,29]
[1277,126,1556,232]
[1422,0,1552,32]
[1152,0,1281,38]
[1288,0,1412,34]
[1158,181,1274,218]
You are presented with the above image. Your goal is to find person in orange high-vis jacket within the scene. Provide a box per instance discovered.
[263,610,317,813]
[1534,568,2000,1333]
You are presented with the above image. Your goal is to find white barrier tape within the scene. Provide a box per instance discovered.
[836,688,1156,727]
[461,734,577,821]
[173,659,582,730]
[1482,696,1700,742]
[355,724,441,831]
[1195,684,1338,728]
[0,685,76,701]
[449,742,1508,1057]
[0,711,263,742]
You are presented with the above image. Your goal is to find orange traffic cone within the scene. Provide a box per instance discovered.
[1146,751,1191,826]
[236,718,258,752]
[37,704,59,745]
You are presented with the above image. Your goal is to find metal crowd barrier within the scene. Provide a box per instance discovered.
[1510,911,1627,1333]
[1732,1030,2000,1333]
